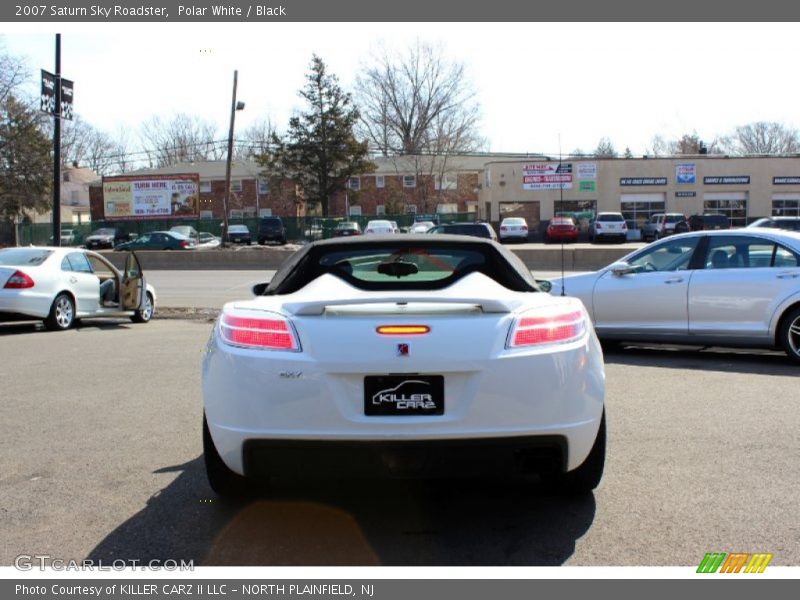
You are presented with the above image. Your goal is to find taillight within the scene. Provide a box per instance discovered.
[622,222,628,230]
[507,307,586,348]
[366,229,373,234]
[219,311,300,351]
[180,240,189,248]
[4,270,34,289]
[595,223,602,229]
[521,226,528,231]
[500,226,508,231]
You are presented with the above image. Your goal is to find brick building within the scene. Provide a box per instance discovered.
[88,154,533,222]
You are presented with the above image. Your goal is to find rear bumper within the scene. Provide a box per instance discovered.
[243,436,566,478]
[203,326,605,476]
[0,291,52,319]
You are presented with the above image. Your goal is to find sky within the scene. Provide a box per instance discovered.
[3,22,800,157]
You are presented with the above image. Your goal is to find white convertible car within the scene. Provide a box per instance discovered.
[548,228,800,363]
[202,235,606,496]
[0,247,155,330]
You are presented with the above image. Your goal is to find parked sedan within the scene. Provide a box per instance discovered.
[226,225,252,244]
[545,217,579,243]
[202,236,605,496]
[499,217,529,243]
[332,221,362,237]
[0,247,156,330]
[364,220,396,235]
[747,217,800,232]
[408,221,436,234]
[428,222,498,241]
[114,231,196,251]
[197,232,221,249]
[547,229,800,363]
[85,227,128,250]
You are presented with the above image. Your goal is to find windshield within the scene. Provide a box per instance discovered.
[265,239,539,294]
[90,228,115,236]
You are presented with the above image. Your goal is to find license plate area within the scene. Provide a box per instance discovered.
[364,375,444,416]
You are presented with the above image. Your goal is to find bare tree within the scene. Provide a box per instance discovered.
[235,117,276,160]
[0,41,27,106]
[720,121,800,155]
[355,41,483,156]
[593,137,617,158]
[139,113,222,167]
[646,135,668,157]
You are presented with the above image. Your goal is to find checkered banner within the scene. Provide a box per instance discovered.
[40,70,74,120]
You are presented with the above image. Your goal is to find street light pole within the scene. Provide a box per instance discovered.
[222,70,244,247]
[52,34,61,247]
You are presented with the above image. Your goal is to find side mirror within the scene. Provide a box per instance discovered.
[536,279,553,293]
[252,282,269,296]
[609,261,634,276]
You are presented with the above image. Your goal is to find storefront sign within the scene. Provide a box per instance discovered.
[676,163,696,184]
[703,176,750,184]
[579,181,596,192]
[576,162,597,179]
[522,162,572,190]
[620,177,667,186]
[773,177,800,185]
[675,191,696,197]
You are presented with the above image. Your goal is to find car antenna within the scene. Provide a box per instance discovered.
[559,135,566,296]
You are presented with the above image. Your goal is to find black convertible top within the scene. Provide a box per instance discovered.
[264,234,540,295]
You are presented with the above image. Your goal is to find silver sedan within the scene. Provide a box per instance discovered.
[548,228,800,363]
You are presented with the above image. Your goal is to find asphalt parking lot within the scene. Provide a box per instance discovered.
[1,317,798,567]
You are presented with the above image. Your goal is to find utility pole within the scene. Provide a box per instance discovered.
[52,34,61,247]
[222,70,244,247]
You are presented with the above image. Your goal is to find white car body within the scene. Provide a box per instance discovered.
[409,221,436,234]
[548,229,800,362]
[590,212,628,243]
[364,220,396,235]
[0,247,156,329]
[202,236,606,495]
[499,217,529,242]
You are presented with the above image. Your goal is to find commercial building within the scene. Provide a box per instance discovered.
[480,155,800,232]
[88,155,800,233]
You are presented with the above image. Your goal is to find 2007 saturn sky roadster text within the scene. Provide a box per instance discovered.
[201,235,606,495]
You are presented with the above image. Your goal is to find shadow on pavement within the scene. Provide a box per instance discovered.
[87,457,596,566]
[604,342,798,377]
[0,319,132,336]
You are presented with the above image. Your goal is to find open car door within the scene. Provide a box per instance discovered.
[121,251,146,311]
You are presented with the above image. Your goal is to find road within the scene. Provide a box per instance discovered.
[0,318,798,566]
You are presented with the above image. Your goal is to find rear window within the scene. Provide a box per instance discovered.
[665,215,684,223]
[0,248,54,266]
[261,218,282,225]
[597,213,624,222]
[90,228,116,236]
[265,240,539,294]
[443,224,491,237]
[229,226,249,233]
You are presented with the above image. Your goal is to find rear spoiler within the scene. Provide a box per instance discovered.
[283,295,521,316]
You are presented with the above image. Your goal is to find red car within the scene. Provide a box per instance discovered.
[545,217,579,243]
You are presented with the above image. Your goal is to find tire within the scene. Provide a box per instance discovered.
[203,416,250,497]
[553,410,606,495]
[778,306,800,365]
[131,292,154,324]
[44,293,76,331]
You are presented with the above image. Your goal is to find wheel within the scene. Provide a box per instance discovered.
[131,292,154,324]
[778,306,800,365]
[44,293,76,331]
[552,410,606,494]
[203,415,250,497]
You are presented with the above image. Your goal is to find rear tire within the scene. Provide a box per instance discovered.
[553,410,606,495]
[131,292,154,324]
[44,293,75,331]
[779,306,800,365]
[203,416,250,497]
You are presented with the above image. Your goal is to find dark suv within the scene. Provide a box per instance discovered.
[675,214,730,233]
[257,217,287,245]
[428,222,498,241]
